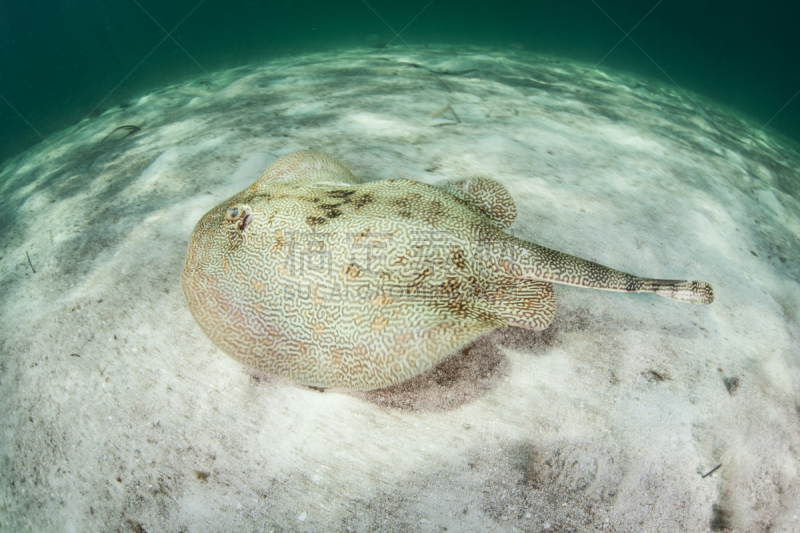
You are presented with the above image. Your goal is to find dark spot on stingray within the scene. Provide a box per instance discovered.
[440,277,460,295]
[344,263,362,279]
[100,125,141,142]
[321,206,342,219]
[353,194,373,209]
[421,209,442,225]
[306,216,327,228]
[407,267,432,292]
[376,57,391,61]
[118,102,132,109]
[394,198,415,219]
[194,470,210,481]
[326,189,356,199]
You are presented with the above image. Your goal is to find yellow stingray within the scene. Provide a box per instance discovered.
[182,152,713,390]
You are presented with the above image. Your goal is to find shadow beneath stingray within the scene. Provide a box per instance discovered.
[346,332,510,411]
[346,321,569,411]
[344,307,596,411]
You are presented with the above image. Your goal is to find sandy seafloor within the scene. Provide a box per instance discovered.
[1,46,800,532]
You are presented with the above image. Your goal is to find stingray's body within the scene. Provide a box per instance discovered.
[182,151,713,390]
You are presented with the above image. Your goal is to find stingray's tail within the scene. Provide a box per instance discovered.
[500,235,715,304]
[635,279,714,304]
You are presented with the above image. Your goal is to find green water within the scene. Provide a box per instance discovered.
[1,0,799,166]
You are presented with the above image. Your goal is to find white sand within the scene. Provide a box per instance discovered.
[1,46,799,532]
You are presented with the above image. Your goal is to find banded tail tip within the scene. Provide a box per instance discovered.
[652,280,714,304]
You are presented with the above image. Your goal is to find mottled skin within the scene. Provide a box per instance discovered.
[182,152,713,390]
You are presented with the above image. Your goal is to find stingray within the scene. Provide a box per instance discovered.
[182,151,713,390]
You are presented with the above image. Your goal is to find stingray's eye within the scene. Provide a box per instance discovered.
[225,205,253,230]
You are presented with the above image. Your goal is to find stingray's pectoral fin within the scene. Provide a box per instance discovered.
[437,177,517,228]
[481,279,556,330]
[639,279,714,304]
